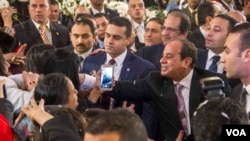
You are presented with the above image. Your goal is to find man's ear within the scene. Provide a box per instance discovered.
[243,48,250,62]
[183,57,192,68]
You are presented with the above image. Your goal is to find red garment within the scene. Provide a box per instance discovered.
[0,114,14,141]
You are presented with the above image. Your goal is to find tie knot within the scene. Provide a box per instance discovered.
[39,25,46,31]
[79,56,84,62]
[109,58,116,65]
[212,55,220,63]
[175,83,184,94]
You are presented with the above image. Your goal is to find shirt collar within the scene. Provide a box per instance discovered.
[208,49,223,61]
[32,20,50,31]
[91,7,105,15]
[132,21,144,29]
[74,47,93,59]
[174,69,194,89]
[106,49,127,66]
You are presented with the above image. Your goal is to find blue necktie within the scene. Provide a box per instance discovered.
[208,55,220,72]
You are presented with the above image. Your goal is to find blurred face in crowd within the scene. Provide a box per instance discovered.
[49,4,59,23]
[84,132,120,141]
[160,40,191,81]
[29,0,50,24]
[127,0,145,23]
[66,77,78,109]
[104,24,130,58]
[221,33,246,79]
[74,6,91,21]
[144,20,163,46]
[187,0,201,9]
[95,16,108,41]
[162,15,187,46]
[205,17,229,54]
[90,0,104,7]
[70,23,96,55]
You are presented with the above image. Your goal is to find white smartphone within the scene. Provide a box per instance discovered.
[100,64,114,90]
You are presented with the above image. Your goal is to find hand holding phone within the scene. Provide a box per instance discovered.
[100,65,114,90]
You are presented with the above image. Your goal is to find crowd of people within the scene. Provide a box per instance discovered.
[0,0,250,141]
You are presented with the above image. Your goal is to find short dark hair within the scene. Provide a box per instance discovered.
[73,17,96,34]
[215,14,237,33]
[93,13,108,20]
[167,9,191,34]
[49,0,58,5]
[230,22,250,53]
[146,17,164,29]
[192,97,248,141]
[108,17,132,38]
[178,39,197,68]
[198,2,215,26]
[86,108,148,141]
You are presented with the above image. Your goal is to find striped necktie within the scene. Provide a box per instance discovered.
[39,24,50,44]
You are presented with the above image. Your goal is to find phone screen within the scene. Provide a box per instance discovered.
[100,65,114,90]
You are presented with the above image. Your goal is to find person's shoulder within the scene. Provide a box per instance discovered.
[194,67,224,78]
[128,52,156,68]
[85,51,106,61]
[13,20,30,29]
[51,22,69,31]
[138,44,164,53]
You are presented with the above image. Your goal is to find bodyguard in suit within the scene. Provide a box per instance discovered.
[137,9,191,70]
[195,14,240,88]
[11,0,70,54]
[93,39,230,140]
[221,23,250,114]
[80,17,157,140]
[89,0,119,20]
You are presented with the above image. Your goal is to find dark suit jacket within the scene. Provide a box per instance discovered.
[188,28,206,49]
[106,68,231,140]
[80,51,157,139]
[230,83,243,102]
[136,43,164,70]
[90,7,119,20]
[12,19,70,54]
[182,7,199,31]
[195,49,241,89]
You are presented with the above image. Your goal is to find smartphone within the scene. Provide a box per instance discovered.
[100,64,114,90]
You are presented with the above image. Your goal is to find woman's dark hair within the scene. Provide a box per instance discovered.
[34,73,70,105]
[25,44,56,74]
[43,48,80,90]
[32,107,87,141]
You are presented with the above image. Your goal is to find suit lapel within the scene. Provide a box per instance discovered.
[27,20,43,44]
[50,23,60,46]
[189,70,204,118]
[119,52,132,80]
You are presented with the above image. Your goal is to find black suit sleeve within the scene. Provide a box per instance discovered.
[0,98,14,126]
[104,79,151,101]
[42,113,82,141]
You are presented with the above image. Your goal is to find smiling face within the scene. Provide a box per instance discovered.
[104,24,130,58]
[29,0,50,24]
[160,40,192,81]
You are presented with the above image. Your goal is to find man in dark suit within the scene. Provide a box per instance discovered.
[63,17,99,70]
[221,23,250,114]
[89,0,119,20]
[188,2,217,49]
[11,0,70,54]
[80,17,157,140]
[182,0,201,31]
[195,14,240,88]
[92,39,230,140]
[137,9,191,70]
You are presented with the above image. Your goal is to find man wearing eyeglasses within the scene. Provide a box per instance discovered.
[11,0,70,54]
[137,9,190,70]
